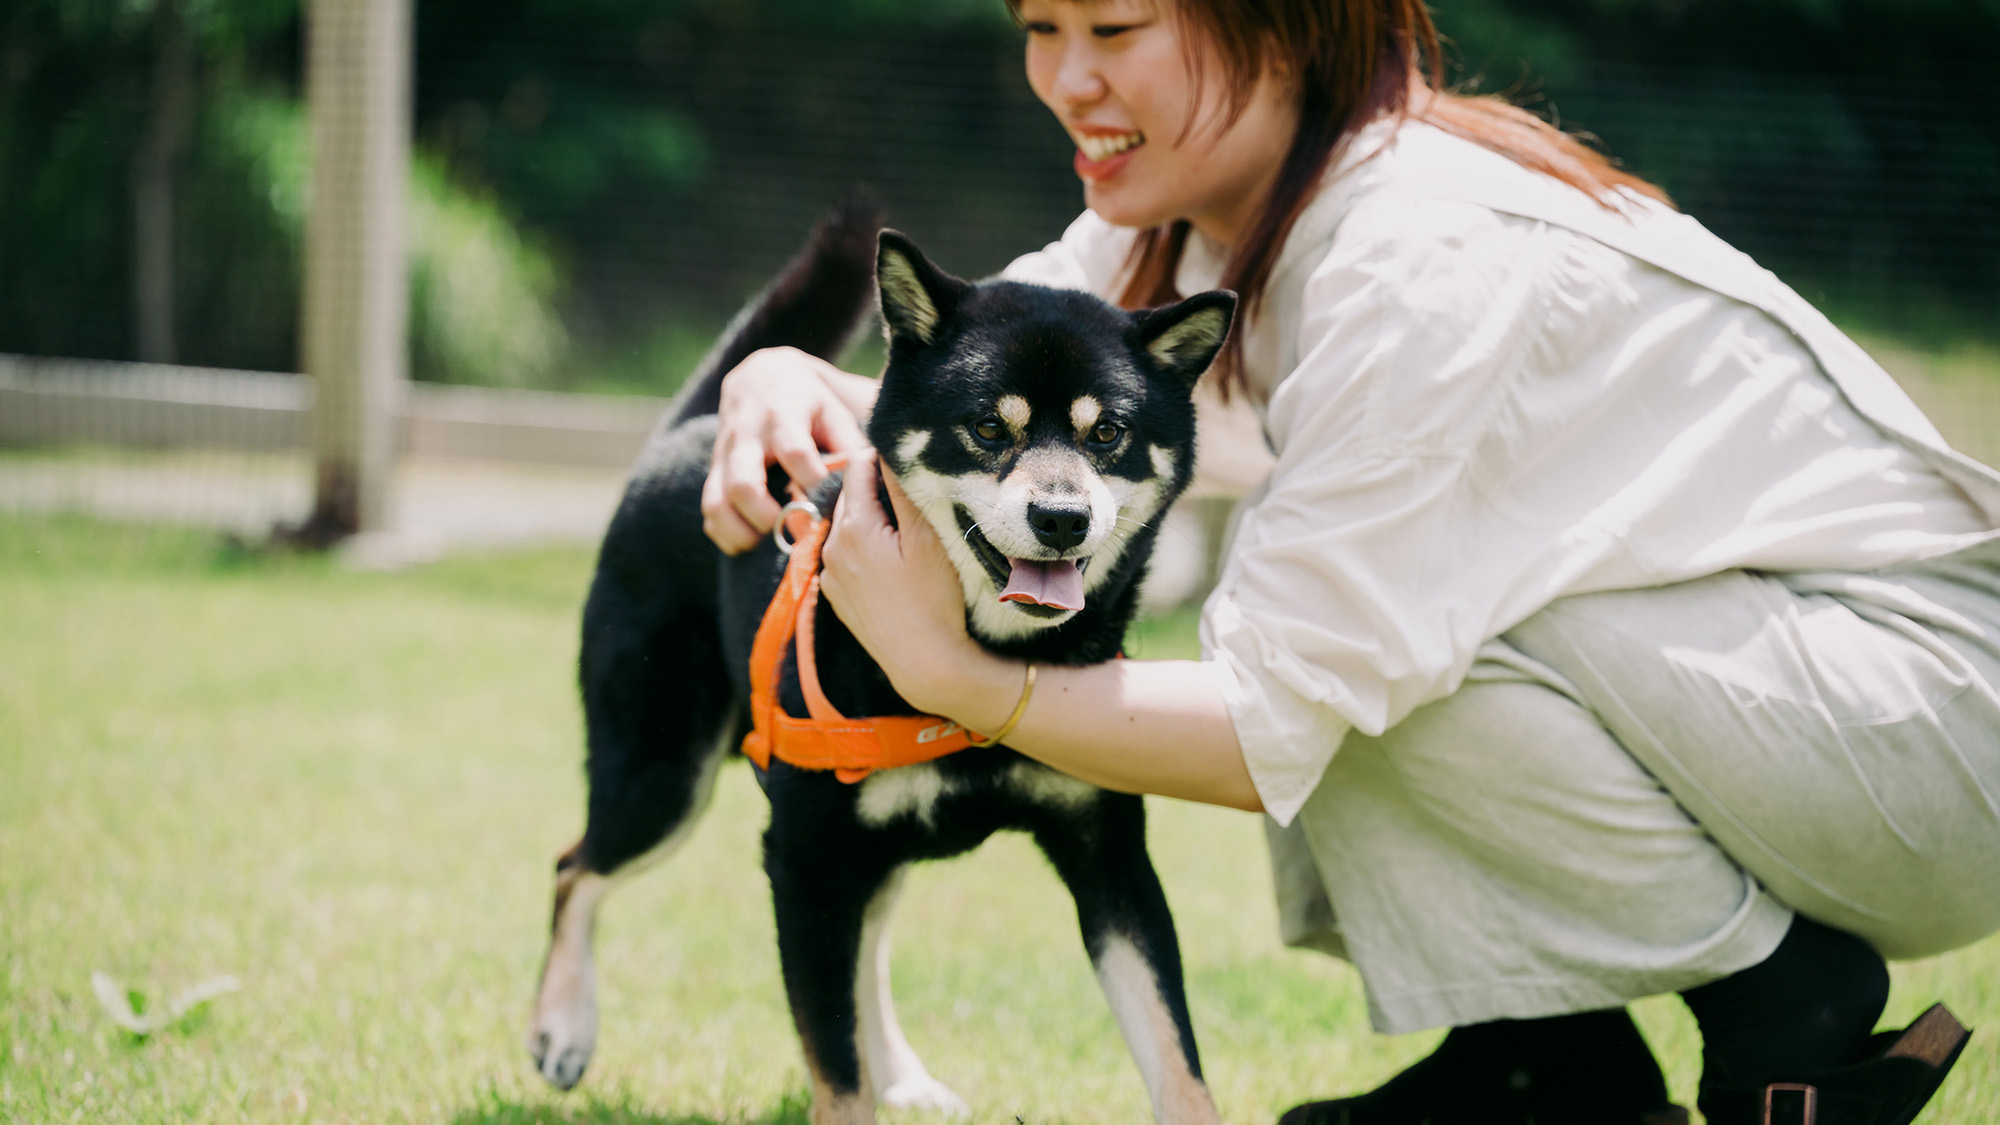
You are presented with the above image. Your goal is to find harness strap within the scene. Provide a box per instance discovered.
[741,490,981,784]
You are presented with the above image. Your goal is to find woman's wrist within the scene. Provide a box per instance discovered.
[909,641,1023,736]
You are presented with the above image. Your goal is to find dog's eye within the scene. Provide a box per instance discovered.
[1089,422,1123,446]
[973,416,1006,443]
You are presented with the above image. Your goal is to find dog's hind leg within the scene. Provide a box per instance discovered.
[527,743,728,1089]
[527,840,612,1090]
[1034,794,1221,1125]
[857,868,970,1116]
[529,562,738,1090]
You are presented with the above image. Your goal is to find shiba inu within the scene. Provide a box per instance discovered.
[527,204,1235,1125]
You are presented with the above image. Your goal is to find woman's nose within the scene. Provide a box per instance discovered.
[1050,42,1106,108]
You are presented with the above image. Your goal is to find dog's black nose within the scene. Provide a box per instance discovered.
[1027,502,1091,552]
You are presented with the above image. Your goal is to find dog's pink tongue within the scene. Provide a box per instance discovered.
[999,558,1086,611]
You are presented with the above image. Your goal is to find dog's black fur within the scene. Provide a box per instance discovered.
[529,204,1235,1123]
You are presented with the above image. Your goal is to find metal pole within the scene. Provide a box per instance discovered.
[299,0,408,542]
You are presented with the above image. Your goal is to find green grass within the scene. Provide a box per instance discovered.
[1,514,1994,1123]
[1856,333,2000,468]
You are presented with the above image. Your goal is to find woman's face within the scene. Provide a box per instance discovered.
[1020,0,1298,247]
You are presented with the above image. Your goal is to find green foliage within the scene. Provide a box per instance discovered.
[408,157,571,387]
[3,0,1996,383]
[15,0,297,43]
[197,90,572,386]
[1,0,574,384]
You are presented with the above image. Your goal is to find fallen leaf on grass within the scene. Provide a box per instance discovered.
[91,971,240,1036]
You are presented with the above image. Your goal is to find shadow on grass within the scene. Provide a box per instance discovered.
[449,1090,811,1125]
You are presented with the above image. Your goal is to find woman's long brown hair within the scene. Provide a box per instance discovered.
[1007,0,1669,395]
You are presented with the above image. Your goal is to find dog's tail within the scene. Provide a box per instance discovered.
[669,198,882,427]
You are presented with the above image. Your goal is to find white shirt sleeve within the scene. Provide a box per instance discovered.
[1202,200,1592,824]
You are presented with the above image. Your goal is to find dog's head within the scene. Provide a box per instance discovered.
[867,230,1235,644]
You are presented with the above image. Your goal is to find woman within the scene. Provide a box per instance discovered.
[701,1,2000,1121]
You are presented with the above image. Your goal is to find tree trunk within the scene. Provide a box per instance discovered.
[132,0,193,365]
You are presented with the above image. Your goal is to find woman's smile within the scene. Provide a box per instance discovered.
[1072,128,1146,180]
[1020,0,1296,247]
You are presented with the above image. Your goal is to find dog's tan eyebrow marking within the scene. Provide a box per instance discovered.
[1070,396,1103,434]
[996,395,1031,434]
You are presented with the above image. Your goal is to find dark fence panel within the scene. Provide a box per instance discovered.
[1551,66,2000,316]
[416,22,1085,335]
[3,10,1995,380]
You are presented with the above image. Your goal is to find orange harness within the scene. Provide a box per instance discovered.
[739,494,984,784]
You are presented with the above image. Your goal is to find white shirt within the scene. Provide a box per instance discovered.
[1006,121,1996,825]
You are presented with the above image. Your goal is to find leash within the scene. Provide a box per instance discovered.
[740,454,988,784]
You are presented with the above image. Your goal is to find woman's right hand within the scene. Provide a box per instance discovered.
[701,346,876,554]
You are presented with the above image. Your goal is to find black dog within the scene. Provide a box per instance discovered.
[527,205,1235,1125]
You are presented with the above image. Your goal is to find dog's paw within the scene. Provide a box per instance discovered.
[526,1018,596,1090]
[879,1076,971,1117]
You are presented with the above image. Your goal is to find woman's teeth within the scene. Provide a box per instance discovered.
[1077,131,1144,162]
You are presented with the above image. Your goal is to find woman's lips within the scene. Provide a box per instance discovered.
[1073,130,1144,182]
[1074,144,1140,182]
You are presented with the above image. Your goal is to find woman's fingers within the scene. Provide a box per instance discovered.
[702,345,875,555]
[820,450,980,714]
[700,471,763,555]
[702,425,781,555]
[767,414,831,493]
[815,402,870,461]
[830,449,886,538]
[882,467,945,566]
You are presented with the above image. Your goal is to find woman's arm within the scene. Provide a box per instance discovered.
[818,452,1264,812]
[702,346,881,554]
[936,649,1263,812]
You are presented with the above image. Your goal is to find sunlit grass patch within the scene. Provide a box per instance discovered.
[1,515,1993,1122]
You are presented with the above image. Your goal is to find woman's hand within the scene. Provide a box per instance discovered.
[818,452,1261,810]
[819,451,1007,726]
[702,346,876,555]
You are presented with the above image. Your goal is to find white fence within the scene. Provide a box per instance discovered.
[0,354,666,468]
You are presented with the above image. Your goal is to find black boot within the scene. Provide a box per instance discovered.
[1684,917,1970,1125]
[1276,1008,1688,1125]
[1697,1003,1972,1125]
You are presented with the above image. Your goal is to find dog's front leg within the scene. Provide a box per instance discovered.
[767,815,898,1125]
[857,868,970,1116]
[1035,795,1222,1125]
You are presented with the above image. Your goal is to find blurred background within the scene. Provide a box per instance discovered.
[3,0,1998,558]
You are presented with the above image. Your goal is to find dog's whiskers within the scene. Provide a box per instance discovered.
[1117,510,1204,549]
[951,492,1005,518]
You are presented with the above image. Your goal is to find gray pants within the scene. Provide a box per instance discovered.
[1271,536,2000,1034]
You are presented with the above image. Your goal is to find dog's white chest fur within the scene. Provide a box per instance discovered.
[854,761,1098,827]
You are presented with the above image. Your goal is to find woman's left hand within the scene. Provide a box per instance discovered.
[820,452,1260,811]
[819,452,986,717]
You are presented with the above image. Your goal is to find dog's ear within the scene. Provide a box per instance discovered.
[877,231,966,347]
[1133,289,1237,386]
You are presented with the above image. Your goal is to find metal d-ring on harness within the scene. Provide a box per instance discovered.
[772,498,821,558]
[741,470,989,783]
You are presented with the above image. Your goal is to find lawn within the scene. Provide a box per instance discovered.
[1,514,1993,1123]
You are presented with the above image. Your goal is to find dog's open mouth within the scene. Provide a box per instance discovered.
[956,508,1090,616]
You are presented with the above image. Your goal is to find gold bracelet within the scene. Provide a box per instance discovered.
[966,661,1037,746]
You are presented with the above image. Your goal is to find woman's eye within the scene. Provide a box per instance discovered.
[974,417,1005,443]
[1090,24,1133,38]
[1090,422,1123,445]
